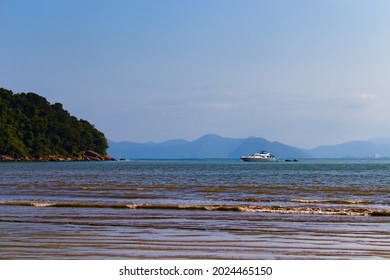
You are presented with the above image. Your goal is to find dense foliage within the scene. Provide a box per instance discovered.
[0,88,108,158]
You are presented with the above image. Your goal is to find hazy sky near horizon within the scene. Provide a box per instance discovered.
[2,0,390,148]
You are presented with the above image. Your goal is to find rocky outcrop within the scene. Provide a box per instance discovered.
[0,155,15,162]
[0,151,116,162]
[82,150,115,161]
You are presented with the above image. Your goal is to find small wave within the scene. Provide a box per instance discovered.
[0,201,129,209]
[245,206,371,216]
[32,202,55,207]
[1,201,389,216]
[291,199,373,205]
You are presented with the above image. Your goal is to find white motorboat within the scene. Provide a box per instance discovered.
[241,151,277,162]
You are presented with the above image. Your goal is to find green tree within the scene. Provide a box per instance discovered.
[0,87,109,158]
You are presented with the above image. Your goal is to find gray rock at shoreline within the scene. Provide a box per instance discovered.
[0,155,15,162]
[0,151,116,162]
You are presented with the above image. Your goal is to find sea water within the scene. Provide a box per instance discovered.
[0,159,389,259]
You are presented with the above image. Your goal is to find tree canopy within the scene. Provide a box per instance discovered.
[0,87,108,158]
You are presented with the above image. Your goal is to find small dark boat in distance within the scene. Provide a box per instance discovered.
[285,159,298,162]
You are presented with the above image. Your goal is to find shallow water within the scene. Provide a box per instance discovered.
[1,159,389,259]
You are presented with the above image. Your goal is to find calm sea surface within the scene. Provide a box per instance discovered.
[1,159,389,259]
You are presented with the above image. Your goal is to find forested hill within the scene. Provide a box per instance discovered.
[0,87,109,160]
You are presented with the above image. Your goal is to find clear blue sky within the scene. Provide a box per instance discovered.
[1,0,390,148]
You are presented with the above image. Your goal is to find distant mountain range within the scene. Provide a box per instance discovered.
[305,140,390,158]
[107,134,390,159]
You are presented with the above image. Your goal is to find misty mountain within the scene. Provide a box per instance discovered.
[108,134,309,159]
[306,141,390,158]
[369,137,390,145]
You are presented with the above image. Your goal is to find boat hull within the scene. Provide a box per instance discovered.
[241,157,277,162]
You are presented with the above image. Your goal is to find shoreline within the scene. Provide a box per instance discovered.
[0,150,116,162]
